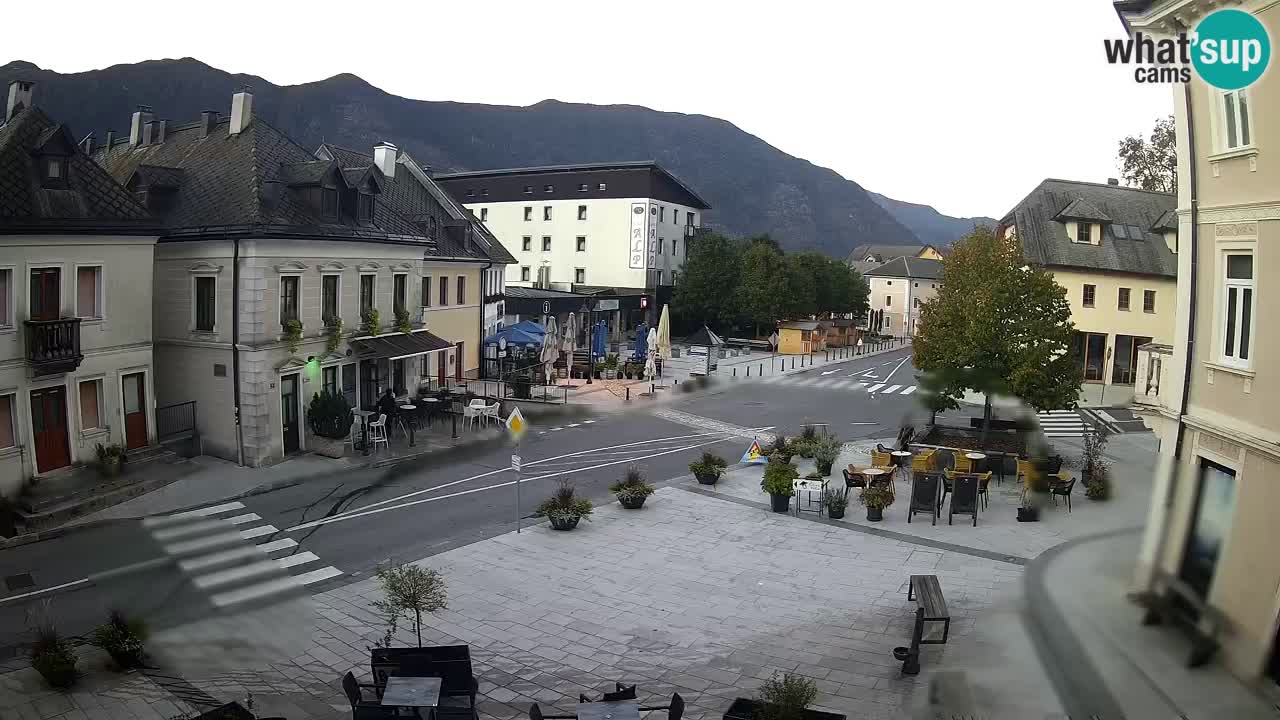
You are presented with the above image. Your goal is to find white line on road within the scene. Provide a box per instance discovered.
[867,384,886,393]
[901,386,917,395]
[883,384,902,394]
[821,369,841,376]
[0,578,90,605]
[881,355,911,384]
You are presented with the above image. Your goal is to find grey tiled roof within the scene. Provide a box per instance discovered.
[505,286,588,299]
[1150,209,1178,232]
[1054,197,1112,222]
[0,107,152,232]
[129,164,185,189]
[864,256,943,280]
[780,320,821,331]
[845,243,926,264]
[1001,178,1176,278]
[278,160,332,186]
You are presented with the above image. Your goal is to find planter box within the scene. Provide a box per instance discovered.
[724,698,846,720]
[308,433,346,459]
[694,471,721,486]
[618,495,647,509]
[549,515,581,531]
[769,494,791,513]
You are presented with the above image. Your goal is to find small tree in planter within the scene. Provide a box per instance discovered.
[371,561,448,648]
[308,390,353,458]
[761,461,798,513]
[90,609,147,670]
[769,434,793,465]
[29,602,77,688]
[361,308,382,336]
[795,425,819,459]
[1082,429,1111,501]
[822,487,848,519]
[813,435,840,477]
[324,315,344,355]
[536,480,593,530]
[689,452,728,485]
[610,465,655,509]
[859,485,894,521]
[95,443,126,478]
[282,318,304,354]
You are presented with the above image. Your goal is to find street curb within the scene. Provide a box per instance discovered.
[1021,526,1138,720]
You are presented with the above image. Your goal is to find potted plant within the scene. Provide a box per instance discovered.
[1082,430,1111,500]
[536,480,593,530]
[794,425,819,459]
[689,452,728,485]
[371,561,448,648]
[813,436,840,477]
[602,354,618,380]
[761,461,798,513]
[1016,495,1040,522]
[282,317,304,354]
[95,443,126,478]
[361,307,382,336]
[90,609,147,670]
[308,390,354,458]
[394,307,413,334]
[30,604,77,688]
[822,487,848,520]
[609,465,655,509]
[724,671,845,720]
[323,315,344,354]
[769,434,792,465]
[859,485,893,521]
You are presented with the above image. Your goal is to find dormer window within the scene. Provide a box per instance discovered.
[322,188,339,218]
[41,156,68,189]
[1076,222,1094,244]
[357,193,374,224]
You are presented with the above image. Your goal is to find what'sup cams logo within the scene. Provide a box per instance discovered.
[1106,8,1271,89]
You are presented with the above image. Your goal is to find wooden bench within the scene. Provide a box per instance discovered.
[1132,570,1226,668]
[906,574,951,644]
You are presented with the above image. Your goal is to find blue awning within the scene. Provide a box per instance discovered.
[485,321,546,347]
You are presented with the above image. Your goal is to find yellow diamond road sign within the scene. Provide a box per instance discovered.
[505,407,528,440]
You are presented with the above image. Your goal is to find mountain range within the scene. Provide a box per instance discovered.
[0,58,992,256]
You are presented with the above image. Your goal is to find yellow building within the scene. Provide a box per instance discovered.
[998,178,1178,402]
[777,321,825,354]
[1119,0,1280,689]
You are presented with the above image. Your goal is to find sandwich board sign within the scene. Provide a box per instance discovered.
[741,439,768,465]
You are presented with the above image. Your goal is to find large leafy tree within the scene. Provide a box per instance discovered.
[1117,114,1176,193]
[673,232,744,330]
[737,241,788,337]
[913,227,1080,438]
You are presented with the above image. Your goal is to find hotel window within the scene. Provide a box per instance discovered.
[542,236,552,252]
[439,276,449,307]
[77,266,103,319]
[195,276,216,332]
[1143,289,1156,314]
[322,275,340,321]
[1222,253,1253,366]
[421,276,431,308]
[79,379,103,431]
[0,393,15,449]
[357,193,374,223]
[885,295,892,307]
[575,268,586,284]
[523,185,533,194]
[280,276,300,325]
[522,236,532,251]
[672,239,678,256]
[360,274,375,314]
[576,236,587,252]
[543,206,552,221]
[544,184,554,193]
[686,211,694,226]
[657,238,664,254]
[0,268,11,327]
[393,273,407,314]
[480,208,489,222]
[578,183,589,192]
[1083,284,1096,308]
[521,267,530,282]
[457,276,466,305]
[659,207,665,222]
[323,366,338,397]
[1220,89,1252,150]
[578,205,587,221]
[523,207,532,221]
[1118,287,1130,311]
[598,183,607,190]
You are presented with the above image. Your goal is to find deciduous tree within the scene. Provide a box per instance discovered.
[1117,115,1176,193]
[737,241,788,338]
[673,232,743,330]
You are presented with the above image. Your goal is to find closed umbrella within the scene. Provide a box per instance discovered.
[592,321,607,359]
[656,305,671,360]
[562,312,577,355]
[644,327,658,381]
[634,322,648,362]
[541,316,559,386]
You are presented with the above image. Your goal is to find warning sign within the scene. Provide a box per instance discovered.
[741,439,768,465]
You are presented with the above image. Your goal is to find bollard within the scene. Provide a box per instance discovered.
[651,383,655,395]
[733,367,737,377]
[747,365,751,378]
[759,363,763,375]
[626,386,631,401]
[451,412,458,440]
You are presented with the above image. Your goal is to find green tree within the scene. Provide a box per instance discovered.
[822,260,869,319]
[372,562,448,648]
[737,241,787,338]
[782,252,825,319]
[913,227,1080,440]
[673,232,743,330]
[1117,114,1176,193]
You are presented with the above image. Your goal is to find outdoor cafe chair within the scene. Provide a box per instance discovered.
[342,672,397,720]
[367,414,389,454]
[1050,475,1077,512]
[870,449,894,469]
[952,451,974,474]
[344,418,361,453]
[639,692,685,720]
[580,683,637,703]
[483,403,501,427]
[463,400,485,431]
[528,704,576,720]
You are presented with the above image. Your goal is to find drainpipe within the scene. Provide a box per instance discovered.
[478,261,492,380]
[1149,68,1199,586]
[232,235,245,467]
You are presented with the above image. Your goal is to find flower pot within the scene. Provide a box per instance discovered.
[866,506,883,522]
[618,495,646,509]
[816,461,833,477]
[828,506,846,520]
[1016,507,1039,522]
[604,369,617,380]
[108,648,145,670]
[548,515,581,531]
[33,652,78,688]
[769,493,791,513]
[98,458,123,478]
[694,471,721,486]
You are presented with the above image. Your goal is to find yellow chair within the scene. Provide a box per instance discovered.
[871,450,894,468]
[953,451,973,474]
[911,449,937,473]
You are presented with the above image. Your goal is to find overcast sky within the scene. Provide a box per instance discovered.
[5,0,1172,219]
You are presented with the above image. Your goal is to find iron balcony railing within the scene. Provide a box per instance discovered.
[25,317,82,376]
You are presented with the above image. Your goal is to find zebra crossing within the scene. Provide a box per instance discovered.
[758,374,918,396]
[142,501,341,609]
[1037,410,1093,438]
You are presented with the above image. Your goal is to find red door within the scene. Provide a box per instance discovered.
[30,268,60,320]
[454,342,464,382]
[122,372,148,450]
[31,386,71,473]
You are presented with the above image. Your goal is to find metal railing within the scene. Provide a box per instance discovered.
[156,401,197,441]
[25,317,83,375]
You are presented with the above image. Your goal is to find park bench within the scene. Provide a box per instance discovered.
[1132,570,1226,668]
[906,574,951,644]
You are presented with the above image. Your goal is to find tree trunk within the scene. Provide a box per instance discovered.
[415,609,422,647]
[981,394,993,448]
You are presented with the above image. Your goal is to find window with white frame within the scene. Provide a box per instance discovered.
[543,206,552,221]
[194,275,216,332]
[1075,222,1094,244]
[1221,252,1254,367]
[577,205,587,221]
[1220,89,1252,150]
[79,378,103,431]
[0,268,11,328]
[76,265,103,319]
[0,393,14,450]
[322,365,339,397]
[576,236,586,252]
[575,268,585,284]
[521,267,530,282]
[322,274,340,323]
[280,275,300,326]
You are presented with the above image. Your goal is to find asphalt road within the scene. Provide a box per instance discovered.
[0,347,927,657]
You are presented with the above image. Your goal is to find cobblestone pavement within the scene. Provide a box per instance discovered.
[3,484,1024,720]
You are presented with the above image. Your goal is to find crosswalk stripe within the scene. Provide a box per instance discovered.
[193,559,282,589]
[224,513,262,526]
[210,576,303,608]
[883,385,902,394]
[294,566,344,586]
[867,384,886,393]
[901,386,917,395]
[239,524,279,540]
[276,552,320,569]
[178,545,264,572]
[143,501,247,528]
[255,538,299,553]
[162,531,243,557]
[152,520,230,542]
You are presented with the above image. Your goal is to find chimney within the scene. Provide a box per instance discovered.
[129,105,154,146]
[199,110,219,138]
[80,132,95,155]
[5,80,34,122]
[105,130,115,148]
[1107,178,1120,186]
[141,120,157,146]
[374,142,397,179]
[156,119,167,144]
[229,88,253,135]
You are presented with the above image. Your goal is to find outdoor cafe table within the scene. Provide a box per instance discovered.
[860,467,891,499]
[419,397,441,426]
[891,450,912,482]
[965,452,988,473]
[381,675,441,719]
[577,701,641,720]
[400,404,418,446]
[353,409,375,453]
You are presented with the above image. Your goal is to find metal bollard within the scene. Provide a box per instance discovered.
[733,367,737,377]
[451,412,458,440]
[626,386,631,401]
[747,365,751,377]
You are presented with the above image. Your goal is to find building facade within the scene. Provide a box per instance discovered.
[435,162,710,293]
[846,243,944,276]
[0,82,159,493]
[1119,0,1280,688]
[93,92,510,467]
[998,178,1178,397]
[864,256,942,337]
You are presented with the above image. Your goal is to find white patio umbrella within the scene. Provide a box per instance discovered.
[656,305,672,360]
[644,327,658,381]
[541,316,559,385]
[562,312,578,355]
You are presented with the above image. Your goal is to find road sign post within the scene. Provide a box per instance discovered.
[506,407,528,532]
[512,452,523,533]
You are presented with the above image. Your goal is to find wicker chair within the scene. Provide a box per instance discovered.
[911,449,937,472]
[952,451,974,474]
[870,449,894,468]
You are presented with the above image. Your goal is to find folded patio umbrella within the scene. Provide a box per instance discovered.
[657,305,672,359]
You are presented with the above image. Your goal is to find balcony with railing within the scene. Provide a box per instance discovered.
[1133,342,1175,422]
[25,317,83,376]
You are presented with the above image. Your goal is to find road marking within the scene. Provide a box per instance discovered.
[239,525,278,540]
[143,501,247,527]
[0,578,91,605]
[901,386,917,395]
[849,422,878,425]
[224,513,262,526]
[867,384,886,393]
[178,545,264,572]
[881,355,911,384]
[276,551,320,569]
[256,538,299,553]
[883,384,902,394]
[821,370,841,376]
[193,560,281,589]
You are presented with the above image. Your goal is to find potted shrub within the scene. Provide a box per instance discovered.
[822,487,848,520]
[761,461,798,513]
[610,465,655,509]
[308,390,354,458]
[90,609,147,670]
[281,316,304,354]
[30,606,77,688]
[1082,431,1111,501]
[361,307,382,336]
[859,485,893,521]
[769,434,793,465]
[536,480,593,530]
[689,452,728,485]
[794,425,819,459]
[324,315,344,354]
[724,672,845,720]
[602,354,619,380]
[813,436,840,477]
[394,307,413,334]
[95,443,126,478]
